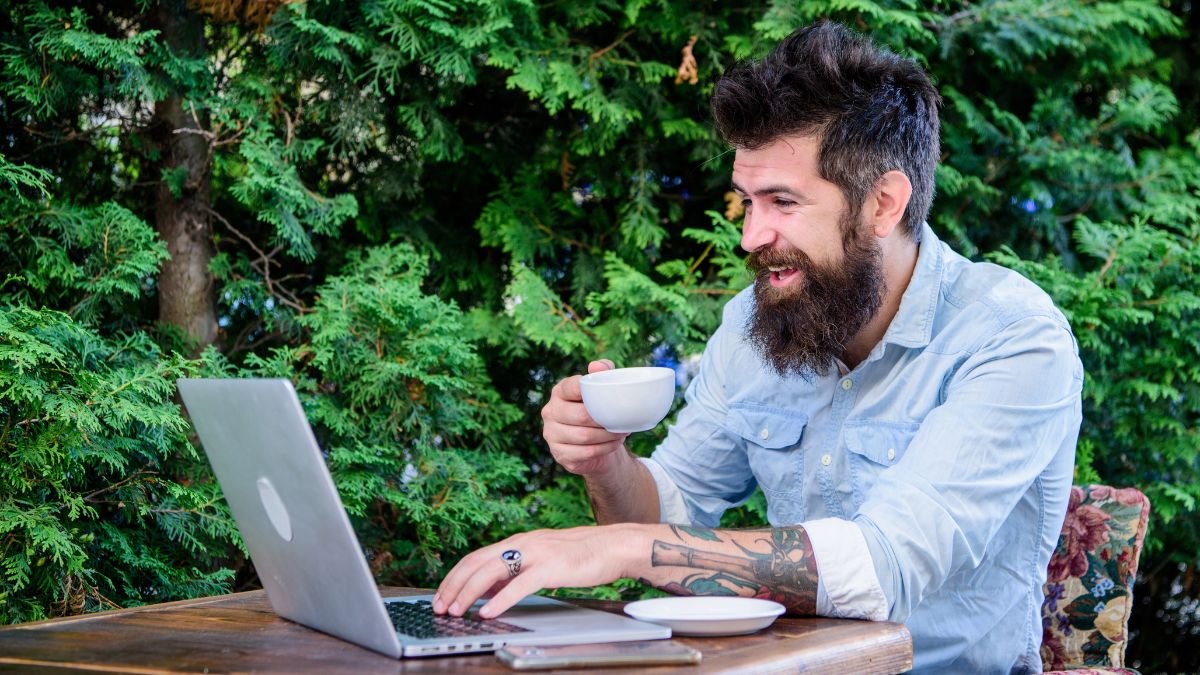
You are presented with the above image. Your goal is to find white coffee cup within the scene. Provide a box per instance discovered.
[580,366,676,433]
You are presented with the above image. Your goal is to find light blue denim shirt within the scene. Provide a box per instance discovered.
[646,223,1082,673]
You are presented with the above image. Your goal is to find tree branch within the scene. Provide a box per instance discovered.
[589,29,637,68]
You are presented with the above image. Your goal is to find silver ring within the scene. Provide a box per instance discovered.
[501,549,522,577]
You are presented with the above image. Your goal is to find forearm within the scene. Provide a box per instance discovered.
[618,523,820,615]
[584,448,660,524]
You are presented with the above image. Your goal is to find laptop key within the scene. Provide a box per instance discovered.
[385,601,532,639]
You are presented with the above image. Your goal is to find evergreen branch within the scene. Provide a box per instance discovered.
[227,316,264,353]
[172,126,217,143]
[934,2,1079,32]
[65,293,94,318]
[226,326,285,359]
[1,532,18,560]
[374,499,396,540]
[1094,247,1120,286]
[281,105,295,147]
[80,578,121,613]
[1046,170,1165,193]
[11,124,111,162]
[686,242,716,276]
[146,504,229,524]
[175,101,250,165]
[1055,197,1095,224]
[83,466,158,503]
[207,206,308,314]
[932,7,975,29]
[1155,230,1200,273]
[431,475,454,511]
[544,297,597,341]
[108,368,157,399]
[588,29,637,68]
[531,217,592,252]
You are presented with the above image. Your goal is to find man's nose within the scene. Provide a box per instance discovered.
[740,211,777,253]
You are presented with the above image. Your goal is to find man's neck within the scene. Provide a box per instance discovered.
[842,237,921,369]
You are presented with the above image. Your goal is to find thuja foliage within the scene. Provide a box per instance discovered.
[0,162,236,622]
[205,243,530,580]
[2,0,1197,668]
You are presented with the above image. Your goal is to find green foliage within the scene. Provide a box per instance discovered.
[0,153,51,199]
[204,243,527,579]
[0,3,160,119]
[9,202,170,324]
[2,0,1198,667]
[228,133,359,263]
[0,163,237,621]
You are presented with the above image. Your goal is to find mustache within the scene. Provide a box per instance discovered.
[746,247,814,275]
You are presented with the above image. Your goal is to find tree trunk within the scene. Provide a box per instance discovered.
[153,1,217,349]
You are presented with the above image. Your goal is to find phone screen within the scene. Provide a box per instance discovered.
[495,641,702,670]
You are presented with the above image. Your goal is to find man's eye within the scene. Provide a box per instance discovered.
[775,199,795,208]
[741,199,752,209]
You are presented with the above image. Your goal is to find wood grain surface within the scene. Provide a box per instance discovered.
[0,588,911,674]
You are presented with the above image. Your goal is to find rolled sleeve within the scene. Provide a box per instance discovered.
[805,517,889,621]
[638,457,690,524]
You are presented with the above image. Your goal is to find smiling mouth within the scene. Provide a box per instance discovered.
[767,266,801,287]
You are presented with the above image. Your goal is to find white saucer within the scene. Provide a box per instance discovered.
[623,597,786,636]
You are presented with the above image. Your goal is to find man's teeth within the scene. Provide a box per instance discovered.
[768,266,791,273]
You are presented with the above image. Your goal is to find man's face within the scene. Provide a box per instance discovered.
[731,135,885,378]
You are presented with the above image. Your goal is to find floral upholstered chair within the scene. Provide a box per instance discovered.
[1041,485,1151,675]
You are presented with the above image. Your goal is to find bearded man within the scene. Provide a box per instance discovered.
[434,21,1082,673]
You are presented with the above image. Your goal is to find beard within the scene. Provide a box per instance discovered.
[746,215,886,379]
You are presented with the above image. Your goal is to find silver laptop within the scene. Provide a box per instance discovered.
[176,378,670,658]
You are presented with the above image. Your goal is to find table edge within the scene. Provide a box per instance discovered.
[1,590,267,631]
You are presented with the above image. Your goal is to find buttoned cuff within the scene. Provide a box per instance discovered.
[804,517,889,621]
[637,457,691,524]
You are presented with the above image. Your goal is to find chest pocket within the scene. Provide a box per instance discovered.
[725,402,807,502]
[843,421,920,510]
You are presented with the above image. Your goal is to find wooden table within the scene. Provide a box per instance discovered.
[0,587,912,674]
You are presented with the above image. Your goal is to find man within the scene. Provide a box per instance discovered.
[435,21,1081,673]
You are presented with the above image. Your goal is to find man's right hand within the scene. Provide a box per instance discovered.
[541,359,630,476]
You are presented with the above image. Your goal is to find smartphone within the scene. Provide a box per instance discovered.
[495,641,702,670]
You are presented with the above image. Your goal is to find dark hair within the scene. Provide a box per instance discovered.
[711,21,941,240]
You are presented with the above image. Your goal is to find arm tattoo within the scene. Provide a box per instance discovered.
[643,525,819,614]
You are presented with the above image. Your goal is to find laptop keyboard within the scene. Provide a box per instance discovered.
[386,599,532,640]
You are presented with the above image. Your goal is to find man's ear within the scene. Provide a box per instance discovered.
[868,170,913,238]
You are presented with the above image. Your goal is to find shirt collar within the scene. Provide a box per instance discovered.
[879,222,943,350]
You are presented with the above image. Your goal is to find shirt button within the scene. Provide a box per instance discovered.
[887,448,896,461]
[820,454,832,466]
[841,378,853,390]
[760,428,769,440]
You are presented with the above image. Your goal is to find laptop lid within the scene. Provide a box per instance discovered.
[178,378,404,657]
[177,378,670,659]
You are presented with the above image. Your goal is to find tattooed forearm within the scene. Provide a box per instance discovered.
[643,525,820,614]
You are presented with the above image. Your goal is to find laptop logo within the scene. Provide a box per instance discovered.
[256,477,293,541]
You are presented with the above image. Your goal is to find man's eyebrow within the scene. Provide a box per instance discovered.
[730,182,811,201]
